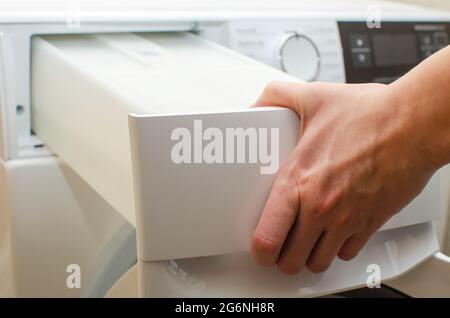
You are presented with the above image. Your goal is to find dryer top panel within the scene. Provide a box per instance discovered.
[1,0,447,24]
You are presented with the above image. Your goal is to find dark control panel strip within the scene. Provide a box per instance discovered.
[338,21,449,84]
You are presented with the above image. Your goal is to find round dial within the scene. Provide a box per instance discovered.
[277,33,320,82]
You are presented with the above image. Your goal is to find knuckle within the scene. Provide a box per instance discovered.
[335,210,355,229]
[272,171,293,192]
[272,168,301,211]
[277,154,302,182]
[310,202,332,223]
[284,156,303,185]
[264,81,284,96]
[251,234,279,258]
[311,191,341,222]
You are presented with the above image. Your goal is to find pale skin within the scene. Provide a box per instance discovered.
[251,45,450,274]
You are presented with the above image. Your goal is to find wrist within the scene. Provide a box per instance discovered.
[386,78,447,172]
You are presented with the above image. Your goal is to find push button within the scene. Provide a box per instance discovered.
[352,52,372,67]
[434,32,448,49]
[350,34,369,49]
[419,33,433,47]
[349,34,371,67]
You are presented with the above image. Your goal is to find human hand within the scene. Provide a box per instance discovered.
[250,81,438,274]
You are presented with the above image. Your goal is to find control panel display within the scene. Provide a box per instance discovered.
[338,22,449,83]
[372,34,418,67]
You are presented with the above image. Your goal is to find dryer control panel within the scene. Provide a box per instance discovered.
[222,20,450,84]
[338,21,450,83]
[224,20,345,83]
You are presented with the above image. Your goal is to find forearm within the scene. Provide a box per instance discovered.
[389,45,450,169]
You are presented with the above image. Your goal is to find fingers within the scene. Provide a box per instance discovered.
[251,175,300,267]
[305,229,349,273]
[276,218,323,275]
[338,231,374,261]
[252,81,384,274]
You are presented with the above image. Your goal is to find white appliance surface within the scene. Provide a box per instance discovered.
[0,0,448,298]
[138,222,438,297]
[31,32,299,226]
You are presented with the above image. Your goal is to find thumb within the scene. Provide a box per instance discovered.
[253,81,331,124]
